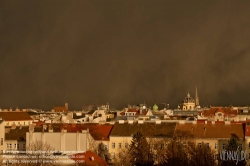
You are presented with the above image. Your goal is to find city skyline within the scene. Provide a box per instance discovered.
[1,1,250,110]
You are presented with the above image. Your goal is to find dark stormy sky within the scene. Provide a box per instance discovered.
[1,0,250,110]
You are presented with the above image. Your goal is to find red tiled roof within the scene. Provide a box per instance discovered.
[53,106,68,113]
[32,120,45,126]
[0,112,33,121]
[60,124,113,141]
[142,110,148,115]
[70,151,107,166]
[127,109,140,115]
[202,107,237,117]
[176,123,244,139]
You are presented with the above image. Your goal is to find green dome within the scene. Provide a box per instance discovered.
[153,104,158,111]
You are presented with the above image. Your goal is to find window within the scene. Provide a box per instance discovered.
[111,152,115,159]
[0,138,3,145]
[125,143,128,148]
[14,144,17,149]
[7,144,9,149]
[160,144,164,150]
[198,143,201,148]
[222,143,226,150]
[214,154,218,160]
[18,122,20,125]
[119,143,122,149]
[248,153,250,159]
[9,143,12,149]
[206,143,209,148]
[248,142,250,148]
[23,143,25,149]
[239,144,242,150]
[215,143,218,149]
[17,143,19,149]
[153,154,158,160]
[112,143,115,149]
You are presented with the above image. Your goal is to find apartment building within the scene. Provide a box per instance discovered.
[176,121,245,156]
[109,120,176,161]
[0,112,33,126]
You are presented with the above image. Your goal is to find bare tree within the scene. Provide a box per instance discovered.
[159,130,217,166]
[11,140,56,166]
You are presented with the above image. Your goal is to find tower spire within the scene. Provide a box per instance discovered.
[195,86,199,106]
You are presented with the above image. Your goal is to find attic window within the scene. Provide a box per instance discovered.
[218,113,222,116]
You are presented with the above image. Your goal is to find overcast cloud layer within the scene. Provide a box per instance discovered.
[1,0,250,110]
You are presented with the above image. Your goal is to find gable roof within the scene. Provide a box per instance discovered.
[0,112,33,121]
[33,123,113,141]
[60,124,113,141]
[5,126,29,140]
[53,106,68,113]
[70,151,107,166]
[110,122,176,137]
[176,123,245,139]
[202,107,237,117]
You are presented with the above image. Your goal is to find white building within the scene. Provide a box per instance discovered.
[26,125,89,154]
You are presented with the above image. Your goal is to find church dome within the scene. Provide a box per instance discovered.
[153,104,158,111]
[183,93,195,103]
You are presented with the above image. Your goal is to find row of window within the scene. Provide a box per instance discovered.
[6,143,25,150]
[197,143,242,150]
[112,142,237,150]
[6,122,30,125]
[111,143,165,149]
[112,143,129,149]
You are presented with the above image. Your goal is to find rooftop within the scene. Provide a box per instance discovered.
[5,126,28,141]
[176,123,245,139]
[110,122,176,137]
[0,112,33,121]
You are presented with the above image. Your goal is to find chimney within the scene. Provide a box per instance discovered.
[138,120,144,124]
[179,120,185,124]
[128,120,134,124]
[43,124,47,131]
[11,124,16,130]
[155,120,161,124]
[118,120,124,124]
[29,124,35,132]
